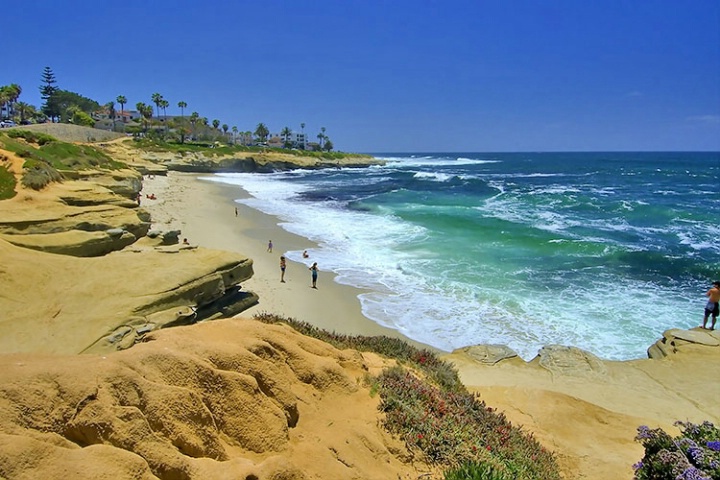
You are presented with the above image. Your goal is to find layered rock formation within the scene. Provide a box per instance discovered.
[0,143,256,356]
[0,320,422,480]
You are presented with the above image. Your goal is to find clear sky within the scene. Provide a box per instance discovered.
[4,0,720,152]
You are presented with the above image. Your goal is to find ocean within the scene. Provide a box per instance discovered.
[209,152,720,361]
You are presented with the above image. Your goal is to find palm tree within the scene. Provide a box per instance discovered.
[177,101,188,142]
[254,123,269,143]
[232,125,238,144]
[324,138,334,152]
[116,95,127,124]
[159,99,169,134]
[281,126,292,148]
[8,84,21,117]
[189,111,199,140]
[1,84,22,120]
[0,87,11,120]
[160,99,169,119]
[317,132,324,149]
[15,101,32,123]
[212,119,220,130]
[222,124,229,134]
[300,122,306,149]
[105,101,116,130]
[136,102,153,134]
[151,93,164,122]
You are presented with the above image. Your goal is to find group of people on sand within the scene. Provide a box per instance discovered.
[274,242,318,288]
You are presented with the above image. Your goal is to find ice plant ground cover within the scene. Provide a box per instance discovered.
[254,313,561,479]
[634,421,720,480]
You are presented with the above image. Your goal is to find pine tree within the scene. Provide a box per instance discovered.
[39,67,60,122]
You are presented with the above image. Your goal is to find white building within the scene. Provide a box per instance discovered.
[270,131,307,149]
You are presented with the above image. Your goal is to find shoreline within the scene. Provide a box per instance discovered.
[140,171,433,350]
[138,171,692,363]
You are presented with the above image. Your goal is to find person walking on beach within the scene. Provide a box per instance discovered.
[309,262,318,289]
[280,256,286,283]
[235,207,238,217]
[702,280,720,330]
[267,240,273,253]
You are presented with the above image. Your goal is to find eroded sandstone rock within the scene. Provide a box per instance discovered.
[537,345,608,379]
[0,320,409,480]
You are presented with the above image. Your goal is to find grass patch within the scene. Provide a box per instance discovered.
[0,163,17,199]
[132,138,374,160]
[5,129,58,146]
[21,161,63,190]
[0,131,128,191]
[253,313,561,479]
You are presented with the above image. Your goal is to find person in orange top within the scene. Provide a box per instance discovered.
[702,281,720,330]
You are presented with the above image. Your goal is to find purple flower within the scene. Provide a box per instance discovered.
[687,446,705,463]
[706,441,720,452]
[632,461,644,471]
[674,466,710,480]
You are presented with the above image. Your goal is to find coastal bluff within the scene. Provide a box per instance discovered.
[0,320,423,480]
[0,141,257,355]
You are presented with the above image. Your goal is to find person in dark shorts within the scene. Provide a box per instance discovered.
[280,256,286,283]
[309,262,318,289]
[702,281,720,330]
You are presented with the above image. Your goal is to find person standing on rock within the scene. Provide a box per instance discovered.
[309,262,318,289]
[702,280,720,330]
[280,256,286,283]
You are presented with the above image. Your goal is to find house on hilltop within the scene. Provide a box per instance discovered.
[270,131,307,149]
[92,107,142,123]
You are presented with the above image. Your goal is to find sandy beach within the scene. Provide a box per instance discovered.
[139,172,426,344]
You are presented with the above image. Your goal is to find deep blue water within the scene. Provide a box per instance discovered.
[210,152,720,360]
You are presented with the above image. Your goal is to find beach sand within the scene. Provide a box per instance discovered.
[139,172,424,344]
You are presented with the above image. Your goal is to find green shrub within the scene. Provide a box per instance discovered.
[38,142,125,170]
[0,132,126,172]
[0,164,17,199]
[377,367,559,479]
[444,461,511,480]
[6,129,57,146]
[21,161,63,190]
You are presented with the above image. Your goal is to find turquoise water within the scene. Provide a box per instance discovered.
[210,152,720,360]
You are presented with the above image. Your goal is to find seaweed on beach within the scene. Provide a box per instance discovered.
[252,312,561,479]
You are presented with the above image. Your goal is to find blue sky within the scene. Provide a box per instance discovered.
[4,0,719,152]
